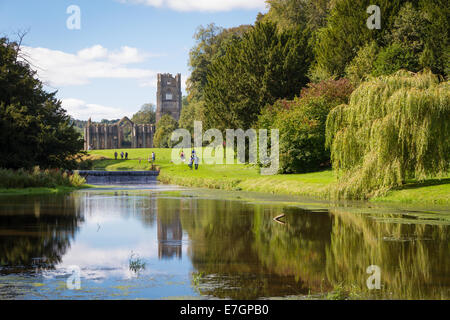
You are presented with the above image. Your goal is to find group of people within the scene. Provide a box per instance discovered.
[114,151,156,163]
[180,149,199,170]
[113,149,198,170]
[114,151,128,160]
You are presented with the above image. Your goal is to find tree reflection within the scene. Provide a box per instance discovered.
[0,194,84,273]
[177,197,449,300]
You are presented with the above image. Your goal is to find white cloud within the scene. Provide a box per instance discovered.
[21,45,157,87]
[118,0,267,12]
[62,98,132,121]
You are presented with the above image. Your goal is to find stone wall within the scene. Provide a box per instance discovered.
[156,73,182,123]
[84,117,155,150]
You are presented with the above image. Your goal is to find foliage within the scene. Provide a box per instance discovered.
[128,251,146,274]
[259,79,353,173]
[153,115,179,148]
[300,78,354,104]
[312,0,405,79]
[262,0,331,32]
[270,97,333,173]
[0,167,85,189]
[345,41,379,86]
[313,0,448,80]
[178,99,205,136]
[0,37,84,170]
[385,2,427,55]
[326,70,449,199]
[204,21,312,131]
[372,43,420,76]
[131,103,156,125]
[187,23,251,102]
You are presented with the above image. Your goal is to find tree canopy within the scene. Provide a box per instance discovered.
[203,21,312,131]
[326,71,449,199]
[0,37,84,169]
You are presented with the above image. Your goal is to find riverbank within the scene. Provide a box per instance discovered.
[87,148,450,204]
[0,167,89,196]
[0,185,91,196]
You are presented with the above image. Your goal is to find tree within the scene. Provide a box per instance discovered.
[312,0,407,79]
[153,115,179,148]
[372,43,419,76]
[259,78,353,173]
[187,23,251,103]
[204,21,312,131]
[345,41,379,85]
[179,99,205,136]
[0,37,84,169]
[263,0,331,32]
[326,71,449,199]
[131,103,156,124]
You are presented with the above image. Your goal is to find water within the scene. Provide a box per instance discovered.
[0,184,448,300]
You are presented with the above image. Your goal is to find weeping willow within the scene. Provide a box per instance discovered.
[326,70,450,199]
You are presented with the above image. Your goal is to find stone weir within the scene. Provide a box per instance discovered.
[76,170,159,185]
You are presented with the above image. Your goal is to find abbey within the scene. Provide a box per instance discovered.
[84,117,154,150]
[84,73,182,150]
[156,73,182,123]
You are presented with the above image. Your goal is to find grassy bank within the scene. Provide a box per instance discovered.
[87,148,450,204]
[0,186,91,196]
[0,167,87,195]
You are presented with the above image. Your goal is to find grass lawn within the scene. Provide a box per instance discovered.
[87,148,449,204]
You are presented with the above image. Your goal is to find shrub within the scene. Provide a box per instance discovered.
[0,167,85,189]
[259,79,354,173]
[270,97,332,173]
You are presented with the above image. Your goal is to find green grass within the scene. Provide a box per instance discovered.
[371,182,450,204]
[87,148,450,204]
[0,185,91,196]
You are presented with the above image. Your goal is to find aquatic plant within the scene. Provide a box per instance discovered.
[128,251,146,274]
[326,70,449,199]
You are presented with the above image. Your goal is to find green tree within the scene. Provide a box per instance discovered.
[187,23,251,102]
[0,37,84,169]
[259,79,354,173]
[263,0,331,32]
[153,115,179,148]
[345,41,379,86]
[312,0,407,79]
[326,71,449,199]
[131,103,156,124]
[204,21,312,131]
[179,99,205,136]
[372,43,419,76]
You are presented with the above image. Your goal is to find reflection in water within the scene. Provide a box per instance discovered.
[158,208,182,260]
[0,195,83,272]
[0,189,448,300]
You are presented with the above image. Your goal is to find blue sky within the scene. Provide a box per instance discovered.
[0,0,266,120]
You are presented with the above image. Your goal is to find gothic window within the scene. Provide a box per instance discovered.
[165,93,173,100]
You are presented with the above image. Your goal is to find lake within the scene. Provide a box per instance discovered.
[0,182,448,300]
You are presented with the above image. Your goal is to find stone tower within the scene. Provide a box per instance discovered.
[156,73,182,123]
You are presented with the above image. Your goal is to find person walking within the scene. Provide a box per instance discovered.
[180,150,185,163]
[152,152,156,162]
[188,155,193,170]
[194,154,199,170]
[120,151,124,159]
[125,152,128,160]
[114,151,118,160]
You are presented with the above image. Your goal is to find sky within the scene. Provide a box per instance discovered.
[0,0,267,121]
